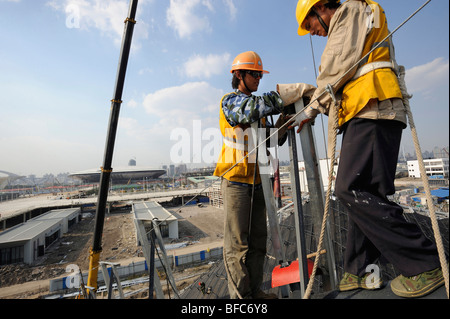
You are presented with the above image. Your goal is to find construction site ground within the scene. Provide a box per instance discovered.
[0,202,225,299]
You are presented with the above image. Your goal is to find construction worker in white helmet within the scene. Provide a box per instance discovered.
[214,51,290,299]
[290,0,445,298]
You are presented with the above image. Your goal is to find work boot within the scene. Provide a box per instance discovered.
[391,267,444,298]
[338,272,383,292]
[252,289,278,299]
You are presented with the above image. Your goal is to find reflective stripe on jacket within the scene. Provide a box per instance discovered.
[214,93,260,184]
[310,0,406,128]
[214,91,282,184]
[340,0,403,126]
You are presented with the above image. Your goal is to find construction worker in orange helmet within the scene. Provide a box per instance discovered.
[293,0,444,298]
[214,51,290,299]
[229,51,269,96]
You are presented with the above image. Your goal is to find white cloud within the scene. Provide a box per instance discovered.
[47,0,149,48]
[166,0,213,39]
[405,57,449,97]
[143,82,223,124]
[117,82,224,166]
[138,67,153,75]
[127,99,138,108]
[118,117,146,139]
[139,81,223,143]
[202,0,214,12]
[183,53,231,78]
[223,0,237,21]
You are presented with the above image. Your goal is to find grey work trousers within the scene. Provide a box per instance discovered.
[335,118,440,277]
[222,178,267,299]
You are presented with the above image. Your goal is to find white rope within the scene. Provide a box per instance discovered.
[303,85,339,299]
[398,65,449,298]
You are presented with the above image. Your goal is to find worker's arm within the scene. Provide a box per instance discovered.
[222,91,284,127]
[310,1,370,114]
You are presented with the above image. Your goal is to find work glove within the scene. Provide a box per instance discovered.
[288,106,320,133]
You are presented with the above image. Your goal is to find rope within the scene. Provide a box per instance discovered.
[303,85,339,299]
[397,65,449,298]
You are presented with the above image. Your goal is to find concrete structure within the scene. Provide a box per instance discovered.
[186,176,219,188]
[208,184,223,209]
[407,158,449,178]
[411,187,450,206]
[49,246,223,296]
[132,201,181,240]
[33,208,82,233]
[69,167,166,184]
[0,188,206,230]
[0,170,24,190]
[0,208,80,265]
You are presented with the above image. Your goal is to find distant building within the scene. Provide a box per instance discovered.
[0,208,81,265]
[132,202,181,241]
[0,171,24,190]
[168,165,175,177]
[407,158,449,178]
[128,158,137,166]
[293,159,339,194]
[177,164,187,175]
[69,167,166,184]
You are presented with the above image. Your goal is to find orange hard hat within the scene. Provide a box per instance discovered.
[230,51,269,74]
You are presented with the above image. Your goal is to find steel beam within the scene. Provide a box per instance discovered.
[287,127,309,297]
[134,219,164,298]
[250,122,290,298]
[296,99,338,290]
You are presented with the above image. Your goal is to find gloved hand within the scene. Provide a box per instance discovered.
[288,107,319,133]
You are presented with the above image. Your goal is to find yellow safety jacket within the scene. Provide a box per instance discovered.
[213,93,263,185]
[339,0,403,127]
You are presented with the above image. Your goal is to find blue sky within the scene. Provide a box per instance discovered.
[0,0,448,176]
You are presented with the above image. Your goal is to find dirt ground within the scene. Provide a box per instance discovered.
[0,203,224,299]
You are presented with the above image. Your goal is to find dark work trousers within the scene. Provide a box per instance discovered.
[335,118,440,277]
[222,178,267,299]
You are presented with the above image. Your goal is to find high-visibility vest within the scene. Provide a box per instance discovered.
[213,92,262,185]
[338,0,403,127]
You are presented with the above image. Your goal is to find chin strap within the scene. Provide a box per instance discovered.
[241,71,253,94]
[311,7,329,34]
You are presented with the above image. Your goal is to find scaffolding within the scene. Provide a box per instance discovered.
[208,184,223,209]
